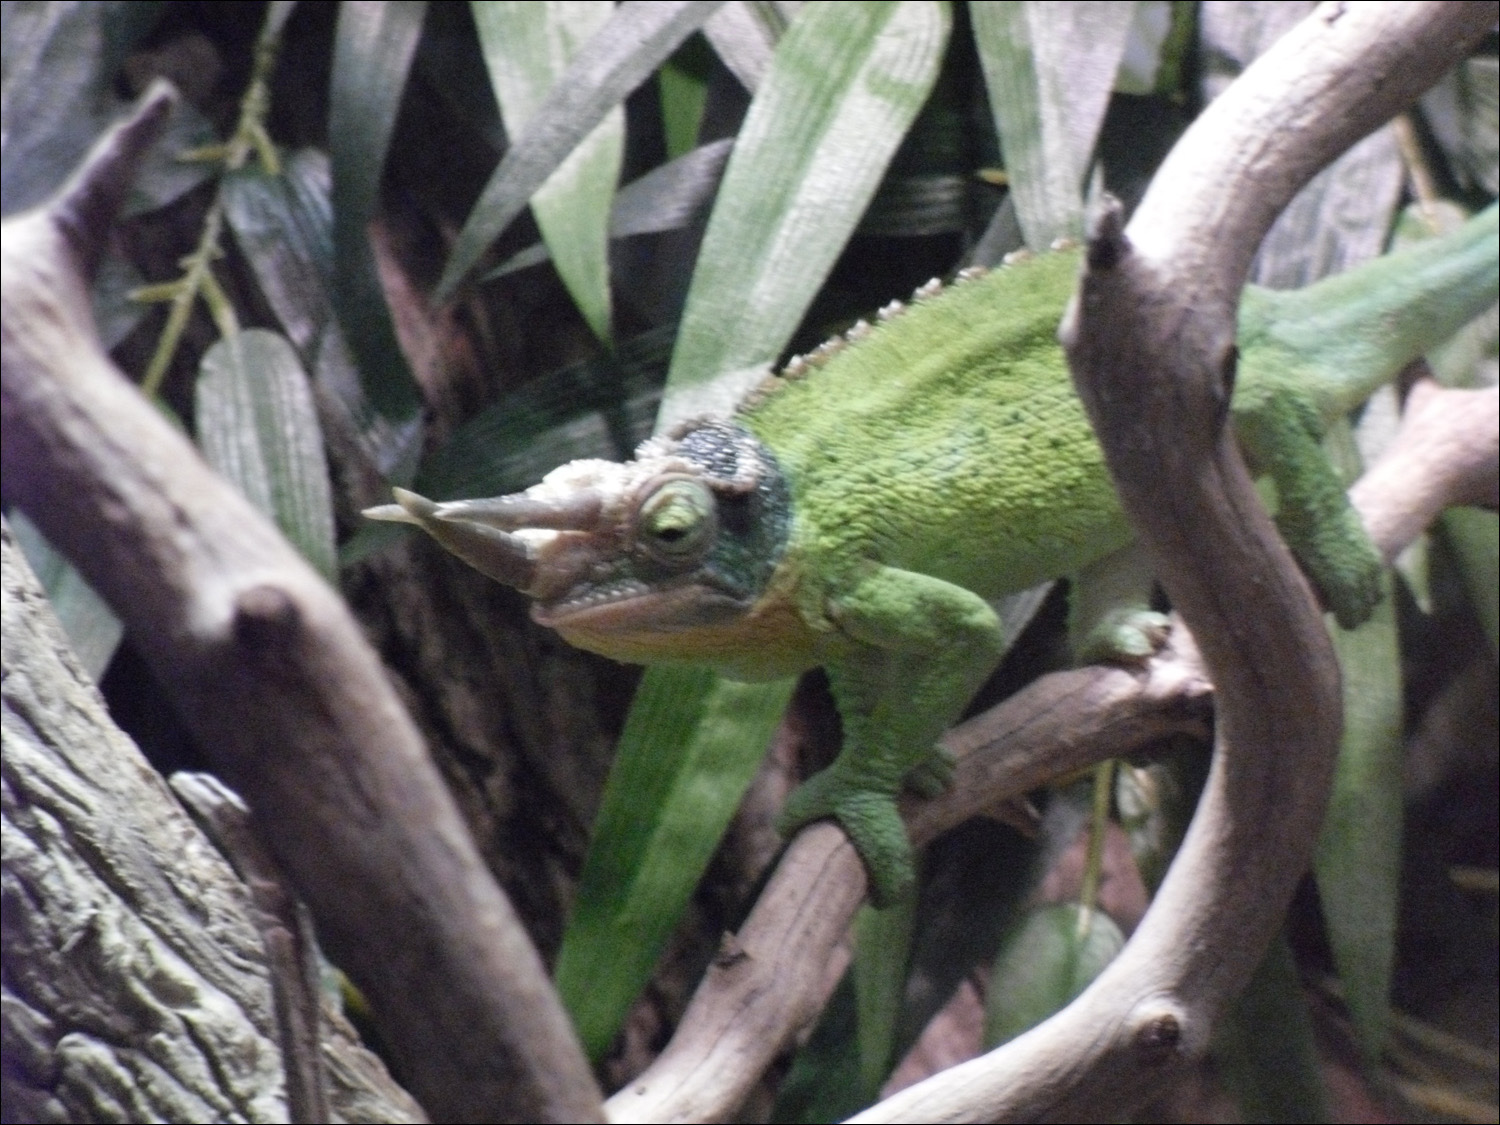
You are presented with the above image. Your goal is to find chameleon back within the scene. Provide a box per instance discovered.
[737,250,1133,602]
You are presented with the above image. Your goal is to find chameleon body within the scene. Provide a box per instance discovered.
[369,205,1498,904]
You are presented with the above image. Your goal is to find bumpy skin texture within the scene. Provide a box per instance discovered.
[369,206,1498,905]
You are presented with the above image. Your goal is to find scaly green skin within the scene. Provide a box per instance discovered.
[368,205,1498,905]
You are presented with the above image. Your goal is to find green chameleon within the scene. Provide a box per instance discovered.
[368,204,1497,905]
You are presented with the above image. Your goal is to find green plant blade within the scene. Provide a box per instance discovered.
[659,0,952,426]
[1442,507,1499,662]
[472,1,623,343]
[984,902,1124,1049]
[853,894,919,1095]
[436,0,724,301]
[9,511,124,682]
[1314,573,1402,1063]
[0,0,161,214]
[196,329,337,581]
[971,1,1135,250]
[554,666,794,1059]
[485,138,732,279]
[329,0,425,422]
[1217,934,1331,1123]
[221,153,335,359]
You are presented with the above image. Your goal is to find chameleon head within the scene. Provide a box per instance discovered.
[364,420,794,655]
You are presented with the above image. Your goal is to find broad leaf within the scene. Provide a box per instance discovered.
[984,901,1124,1048]
[196,329,337,581]
[9,511,123,682]
[437,0,725,300]
[971,1,1135,250]
[1314,575,1402,1063]
[554,668,795,1059]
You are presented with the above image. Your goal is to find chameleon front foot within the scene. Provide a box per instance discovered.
[776,772,916,907]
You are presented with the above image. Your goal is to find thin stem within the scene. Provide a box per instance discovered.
[1076,758,1115,935]
[133,2,286,396]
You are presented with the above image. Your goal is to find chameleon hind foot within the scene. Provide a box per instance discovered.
[776,770,915,906]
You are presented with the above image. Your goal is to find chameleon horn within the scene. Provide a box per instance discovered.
[432,491,604,531]
[365,487,541,591]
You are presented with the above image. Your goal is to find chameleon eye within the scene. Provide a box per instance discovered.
[636,478,717,563]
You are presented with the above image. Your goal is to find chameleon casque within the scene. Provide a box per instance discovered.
[369,205,1498,905]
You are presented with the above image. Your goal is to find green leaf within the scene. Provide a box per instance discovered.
[971,1,1135,249]
[437,0,724,301]
[659,0,952,427]
[329,0,425,423]
[658,35,713,158]
[1116,743,1210,894]
[1442,507,1499,665]
[484,139,732,280]
[472,1,623,343]
[222,152,336,358]
[774,974,867,1123]
[853,894,919,1095]
[0,0,162,215]
[554,667,794,1059]
[984,902,1124,1048]
[1314,573,1402,1063]
[1217,935,1331,1123]
[700,0,787,92]
[1421,55,1499,196]
[9,511,124,682]
[196,329,338,581]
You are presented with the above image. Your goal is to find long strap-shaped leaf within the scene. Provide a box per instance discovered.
[660,0,953,426]
[971,1,1136,250]
[197,328,338,582]
[329,0,426,423]
[472,1,623,344]
[437,0,724,302]
[555,0,951,1061]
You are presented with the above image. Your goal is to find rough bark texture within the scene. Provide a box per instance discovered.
[2,519,425,1124]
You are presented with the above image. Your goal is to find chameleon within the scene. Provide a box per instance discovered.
[368,204,1498,905]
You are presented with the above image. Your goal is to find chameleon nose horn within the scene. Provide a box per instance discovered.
[364,486,595,592]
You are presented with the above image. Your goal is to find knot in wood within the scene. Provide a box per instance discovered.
[1132,1008,1182,1065]
[233,584,301,649]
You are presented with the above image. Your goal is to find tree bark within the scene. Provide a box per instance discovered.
[2,518,424,1124]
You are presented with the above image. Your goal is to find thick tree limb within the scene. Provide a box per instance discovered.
[0,84,604,1123]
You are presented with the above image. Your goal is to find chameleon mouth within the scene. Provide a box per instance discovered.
[534,578,752,633]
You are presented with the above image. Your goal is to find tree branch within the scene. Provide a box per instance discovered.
[0,83,603,1124]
